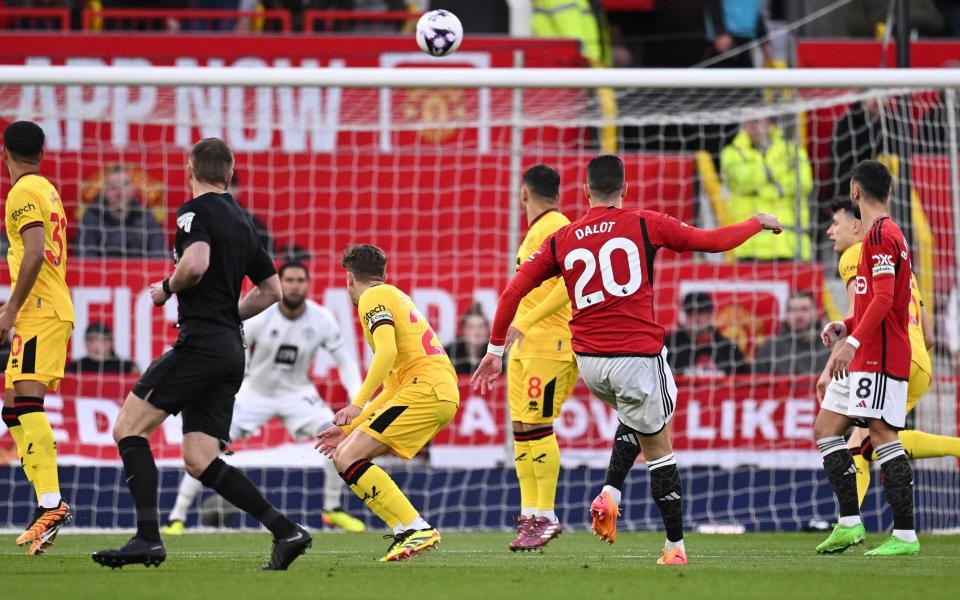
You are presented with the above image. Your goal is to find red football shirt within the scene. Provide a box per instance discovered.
[516,205,720,356]
[849,216,912,379]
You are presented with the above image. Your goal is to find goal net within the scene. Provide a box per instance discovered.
[0,62,958,534]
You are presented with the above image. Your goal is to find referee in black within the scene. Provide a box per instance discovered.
[93,138,311,570]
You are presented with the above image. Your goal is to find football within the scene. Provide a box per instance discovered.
[415,9,463,57]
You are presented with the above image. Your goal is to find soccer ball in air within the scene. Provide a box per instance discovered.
[416,9,463,57]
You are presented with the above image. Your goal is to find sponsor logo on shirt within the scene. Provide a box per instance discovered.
[177,212,196,233]
[11,202,36,221]
[274,344,299,366]
[871,254,895,277]
[364,305,393,328]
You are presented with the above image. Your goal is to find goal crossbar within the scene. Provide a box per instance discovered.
[1,66,959,88]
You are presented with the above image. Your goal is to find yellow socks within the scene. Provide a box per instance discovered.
[852,451,871,508]
[513,437,538,515]
[522,426,561,519]
[13,396,60,508]
[14,398,62,507]
[899,429,960,459]
[340,459,418,529]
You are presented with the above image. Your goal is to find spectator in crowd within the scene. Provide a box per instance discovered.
[721,116,813,260]
[666,292,748,376]
[230,171,274,256]
[532,0,611,67]
[753,291,830,375]
[916,83,960,156]
[445,303,489,375]
[703,0,773,68]
[76,165,167,258]
[828,97,903,201]
[66,322,139,375]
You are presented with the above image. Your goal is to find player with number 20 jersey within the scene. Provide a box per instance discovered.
[473,155,782,566]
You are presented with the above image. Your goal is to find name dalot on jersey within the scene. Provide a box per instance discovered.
[575,221,616,240]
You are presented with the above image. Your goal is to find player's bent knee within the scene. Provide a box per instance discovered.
[184,456,214,479]
[332,433,376,473]
[867,420,899,445]
[331,445,354,473]
[813,412,844,441]
[182,447,219,478]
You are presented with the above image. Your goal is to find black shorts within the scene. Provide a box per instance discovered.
[133,325,245,442]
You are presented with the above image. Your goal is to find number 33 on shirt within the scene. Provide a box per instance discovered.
[5,174,73,321]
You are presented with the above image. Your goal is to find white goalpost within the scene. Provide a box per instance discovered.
[0,66,958,533]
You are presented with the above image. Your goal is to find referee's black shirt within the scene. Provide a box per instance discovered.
[172,192,275,332]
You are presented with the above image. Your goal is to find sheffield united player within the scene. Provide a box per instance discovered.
[472,155,782,565]
[92,138,310,570]
[815,160,919,557]
[505,165,577,552]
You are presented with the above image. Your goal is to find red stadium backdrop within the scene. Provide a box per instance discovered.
[798,40,960,294]
[0,35,825,469]
[0,375,819,469]
[0,258,823,469]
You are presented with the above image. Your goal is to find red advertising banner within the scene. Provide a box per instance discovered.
[0,258,823,373]
[0,375,819,469]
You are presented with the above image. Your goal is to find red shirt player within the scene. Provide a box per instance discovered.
[471,155,782,565]
[814,159,918,556]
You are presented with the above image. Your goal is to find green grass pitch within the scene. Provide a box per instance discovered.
[5,531,960,600]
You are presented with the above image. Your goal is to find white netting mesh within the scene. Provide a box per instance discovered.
[0,71,958,533]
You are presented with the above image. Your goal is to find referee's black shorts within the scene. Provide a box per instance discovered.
[133,325,245,443]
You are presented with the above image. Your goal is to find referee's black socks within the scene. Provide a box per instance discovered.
[117,436,161,543]
[200,458,297,539]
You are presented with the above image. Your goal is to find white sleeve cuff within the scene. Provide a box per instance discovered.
[846,336,861,349]
[487,343,505,357]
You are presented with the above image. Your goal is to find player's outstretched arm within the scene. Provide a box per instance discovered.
[679,213,782,253]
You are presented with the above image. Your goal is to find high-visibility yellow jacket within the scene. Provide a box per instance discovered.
[532,0,610,67]
[721,128,813,260]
